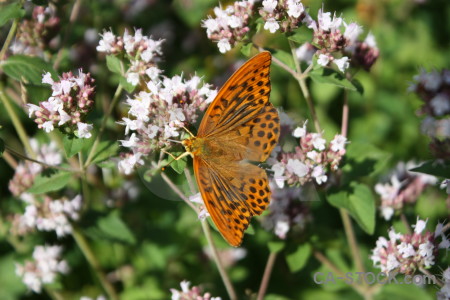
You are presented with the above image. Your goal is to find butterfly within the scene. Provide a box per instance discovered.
[175,52,280,247]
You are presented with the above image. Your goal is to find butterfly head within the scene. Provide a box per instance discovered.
[182,136,204,156]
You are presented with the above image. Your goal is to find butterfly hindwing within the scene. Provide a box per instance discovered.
[194,157,271,246]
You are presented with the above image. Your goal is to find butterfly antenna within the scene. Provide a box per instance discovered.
[182,126,195,137]
[167,139,182,144]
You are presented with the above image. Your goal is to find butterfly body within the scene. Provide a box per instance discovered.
[180,52,280,246]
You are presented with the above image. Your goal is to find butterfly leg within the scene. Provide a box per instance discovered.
[162,150,192,161]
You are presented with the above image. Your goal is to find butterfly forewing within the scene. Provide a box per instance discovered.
[197,52,272,138]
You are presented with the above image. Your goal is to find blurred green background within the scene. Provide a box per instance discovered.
[0,0,449,299]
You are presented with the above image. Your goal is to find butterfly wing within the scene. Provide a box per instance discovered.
[194,156,271,247]
[198,52,273,138]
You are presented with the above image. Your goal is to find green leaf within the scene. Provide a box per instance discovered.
[25,84,51,104]
[28,171,72,194]
[309,68,363,94]
[343,142,392,182]
[63,135,86,158]
[287,28,313,44]
[410,160,450,178]
[119,76,137,93]
[96,211,136,245]
[106,55,123,75]
[0,138,4,158]
[0,3,25,27]
[273,49,296,71]
[286,243,311,273]
[91,141,119,165]
[168,152,187,174]
[268,241,285,253]
[2,55,57,85]
[327,183,375,234]
[240,43,253,57]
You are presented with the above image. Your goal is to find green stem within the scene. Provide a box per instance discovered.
[72,227,119,300]
[257,252,277,300]
[84,84,123,168]
[339,209,366,275]
[201,220,238,300]
[0,12,20,61]
[288,40,321,132]
[0,87,36,158]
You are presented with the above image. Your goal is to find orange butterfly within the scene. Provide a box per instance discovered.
[175,52,280,246]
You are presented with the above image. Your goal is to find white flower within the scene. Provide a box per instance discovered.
[312,165,327,184]
[96,31,116,52]
[334,56,350,72]
[386,253,400,271]
[287,0,304,18]
[42,121,55,133]
[262,0,277,13]
[344,22,363,44]
[430,93,450,116]
[145,67,161,80]
[58,109,71,126]
[413,218,427,234]
[292,121,308,138]
[380,206,394,221]
[264,18,280,33]
[127,72,140,86]
[271,162,286,188]
[228,15,243,28]
[27,104,41,117]
[296,43,315,64]
[118,153,144,175]
[275,219,290,239]
[397,242,416,258]
[388,228,403,241]
[330,134,347,152]
[164,124,179,138]
[217,39,231,53]
[169,108,186,122]
[42,72,54,85]
[418,241,435,259]
[60,79,74,95]
[120,133,139,148]
[286,159,308,177]
[317,9,342,32]
[317,54,330,66]
[180,280,190,293]
[203,18,219,35]
[364,32,377,48]
[147,125,160,139]
[311,133,326,150]
[76,122,93,139]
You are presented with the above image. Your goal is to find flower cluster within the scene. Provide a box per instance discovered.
[370,219,449,274]
[27,70,96,138]
[97,29,163,86]
[16,245,69,293]
[307,8,379,72]
[437,268,450,300]
[259,0,306,33]
[375,161,437,221]
[269,121,347,188]
[170,281,221,300]
[8,139,62,201]
[118,75,217,174]
[409,69,450,159]
[202,0,254,53]
[263,184,311,239]
[11,195,82,237]
[11,6,60,56]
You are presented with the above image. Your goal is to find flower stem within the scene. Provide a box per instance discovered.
[288,40,321,132]
[257,252,277,300]
[0,87,36,158]
[419,267,443,287]
[341,90,349,137]
[159,169,237,299]
[200,220,238,300]
[339,209,366,276]
[72,226,119,300]
[84,84,123,168]
[0,10,20,61]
